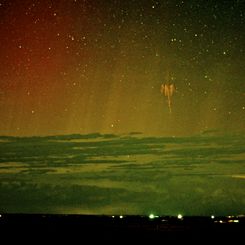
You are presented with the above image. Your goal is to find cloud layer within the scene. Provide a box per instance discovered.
[0,133,245,216]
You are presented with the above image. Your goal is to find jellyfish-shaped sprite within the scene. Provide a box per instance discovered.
[160,83,175,113]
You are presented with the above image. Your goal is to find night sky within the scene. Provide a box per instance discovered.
[0,0,244,136]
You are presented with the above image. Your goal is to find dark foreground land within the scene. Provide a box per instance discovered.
[1,214,245,242]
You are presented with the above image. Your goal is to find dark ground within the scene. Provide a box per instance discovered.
[1,214,245,242]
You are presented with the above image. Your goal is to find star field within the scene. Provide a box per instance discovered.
[0,0,244,136]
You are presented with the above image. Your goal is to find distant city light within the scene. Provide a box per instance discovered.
[149,214,155,219]
[119,215,123,219]
[211,215,215,219]
[228,219,239,223]
[149,214,159,219]
[177,214,183,219]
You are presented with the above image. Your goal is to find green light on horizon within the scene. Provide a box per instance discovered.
[149,214,155,219]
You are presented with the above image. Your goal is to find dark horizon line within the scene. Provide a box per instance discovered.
[0,130,244,139]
